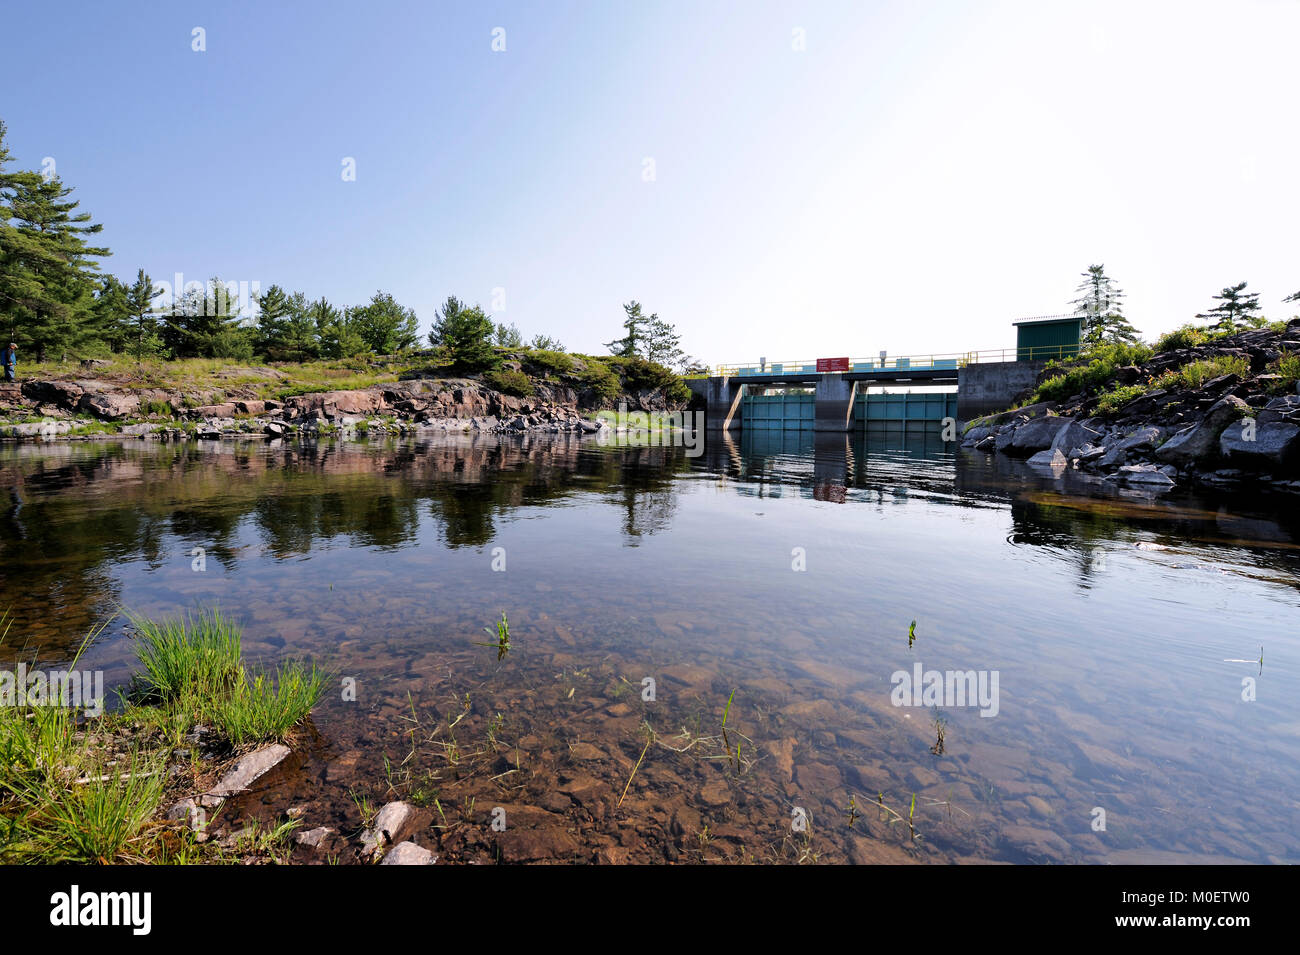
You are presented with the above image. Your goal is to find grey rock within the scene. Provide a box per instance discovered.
[1026,448,1068,469]
[1258,395,1300,425]
[204,743,291,801]
[1009,416,1068,455]
[1050,420,1102,455]
[294,826,334,848]
[1112,425,1166,453]
[1098,446,1128,469]
[1219,420,1300,471]
[1155,396,1250,467]
[360,801,418,856]
[380,841,437,865]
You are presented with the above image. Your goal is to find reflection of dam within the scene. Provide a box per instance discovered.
[711,427,958,501]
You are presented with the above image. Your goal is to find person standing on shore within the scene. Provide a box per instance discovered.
[2,343,15,382]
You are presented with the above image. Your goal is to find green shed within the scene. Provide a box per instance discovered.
[1013,315,1082,362]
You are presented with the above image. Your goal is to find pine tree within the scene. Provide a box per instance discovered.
[352,291,418,354]
[1196,282,1262,334]
[279,291,319,361]
[161,276,251,358]
[92,274,130,352]
[529,334,565,351]
[644,314,684,368]
[605,301,649,357]
[124,268,162,361]
[1070,265,1136,345]
[0,149,109,360]
[428,295,495,370]
[493,321,523,347]
[254,284,293,357]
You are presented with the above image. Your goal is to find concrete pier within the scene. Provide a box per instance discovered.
[813,374,857,432]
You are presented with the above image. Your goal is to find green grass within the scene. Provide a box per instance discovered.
[1,609,325,863]
[209,661,326,744]
[1152,355,1249,391]
[129,609,244,705]
[1030,342,1153,404]
[1095,384,1148,417]
[482,368,535,398]
[1268,354,1300,389]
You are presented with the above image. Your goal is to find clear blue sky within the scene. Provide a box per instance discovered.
[3,0,1298,363]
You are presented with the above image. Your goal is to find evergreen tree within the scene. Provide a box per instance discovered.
[254,284,294,357]
[1196,281,1262,333]
[605,301,649,357]
[124,268,162,361]
[92,274,130,353]
[1071,265,1136,345]
[644,314,685,368]
[0,133,109,361]
[493,321,523,347]
[529,334,565,351]
[313,298,366,359]
[279,291,319,361]
[428,295,495,370]
[352,290,418,354]
[161,276,251,358]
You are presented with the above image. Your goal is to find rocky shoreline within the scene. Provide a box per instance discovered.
[961,319,1300,494]
[0,372,673,442]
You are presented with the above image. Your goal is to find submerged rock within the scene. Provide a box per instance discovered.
[380,841,437,865]
[360,801,419,856]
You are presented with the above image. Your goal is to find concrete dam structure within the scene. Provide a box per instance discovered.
[684,315,1083,430]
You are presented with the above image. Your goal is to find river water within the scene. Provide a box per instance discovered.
[2,429,1296,863]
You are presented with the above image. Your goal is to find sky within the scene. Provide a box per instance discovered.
[3,0,1298,365]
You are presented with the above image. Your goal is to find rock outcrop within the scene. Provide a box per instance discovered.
[962,319,1300,493]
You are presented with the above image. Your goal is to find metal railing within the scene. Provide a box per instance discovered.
[682,345,1079,378]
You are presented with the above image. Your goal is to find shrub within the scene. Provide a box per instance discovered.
[1269,353,1300,385]
[572,359,623,406]
[482,368,535,397]
[520,348,575,377]
[1153,355,1249,391]
[1154,325,1206,352]
[1095,384,1147,417]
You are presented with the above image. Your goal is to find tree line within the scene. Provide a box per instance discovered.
[1,117,694,372]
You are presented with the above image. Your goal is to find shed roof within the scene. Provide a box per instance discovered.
[1011,314,1083,327]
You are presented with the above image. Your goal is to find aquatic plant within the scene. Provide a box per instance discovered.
[475,611,511,660]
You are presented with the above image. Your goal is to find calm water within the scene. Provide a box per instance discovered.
[2,430,1298,863]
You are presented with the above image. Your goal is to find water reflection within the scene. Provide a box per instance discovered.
[2,429,1298,863]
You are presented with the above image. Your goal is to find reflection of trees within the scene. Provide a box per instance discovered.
[601,446,686,540]
[0,435,694,652]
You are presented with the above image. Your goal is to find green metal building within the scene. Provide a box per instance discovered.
[1013,315,1083,362]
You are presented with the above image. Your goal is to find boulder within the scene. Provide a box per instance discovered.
[1219,421,1300,472]
[1026,448,1068,469]
[198,743,291,809]
[21,379,84,408]
[192,402,239,418]
[380,841,437,865]
[1155,396,1250,468]
[360,801,419,856]
[1097,446,1127,469]
[1050,420,1102,455]
[77,391,140,420]
[1111,425,1166,453]
[1117,464,1175,488]
[1008,416,1067,456]
[1258,395,1300,425]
